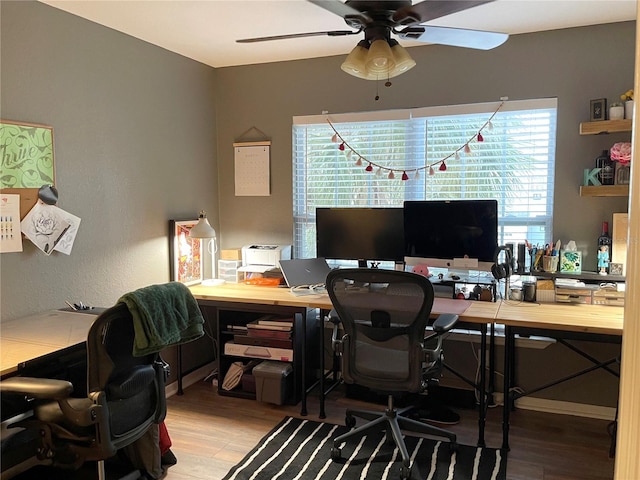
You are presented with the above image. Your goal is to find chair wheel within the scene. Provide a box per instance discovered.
[331,446,342,461]
[400,465,410,479]
[345,414,356,429]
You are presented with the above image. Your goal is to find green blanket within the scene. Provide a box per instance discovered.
[118,282,205,356]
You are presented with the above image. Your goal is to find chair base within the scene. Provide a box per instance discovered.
[331,395,457,479]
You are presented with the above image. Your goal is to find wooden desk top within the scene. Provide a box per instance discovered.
[495,301,624,336]
[1,310,97,377]
[189,283,499,324]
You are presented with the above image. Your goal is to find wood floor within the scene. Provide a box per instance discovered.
[162,380,616,480]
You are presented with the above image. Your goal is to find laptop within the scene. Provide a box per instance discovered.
[278,258,332,289]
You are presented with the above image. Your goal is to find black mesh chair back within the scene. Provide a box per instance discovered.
[327,268,435,393]
[326,268,458,480]
[86,303,167,451]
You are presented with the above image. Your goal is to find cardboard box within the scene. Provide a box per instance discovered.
[612,213,628,275]
[221,248,242,260]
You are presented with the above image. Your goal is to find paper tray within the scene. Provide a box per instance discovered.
[224,341,293,362]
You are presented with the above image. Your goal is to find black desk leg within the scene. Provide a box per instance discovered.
[300,311,307,416]
[501,325,513,451]
[477,323,487,447]
[177,344,184,395]
[319,312,326,419]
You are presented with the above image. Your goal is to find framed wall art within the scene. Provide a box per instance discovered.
[0,120,55,189]
[169,219,203,285]
[589,98,607,121]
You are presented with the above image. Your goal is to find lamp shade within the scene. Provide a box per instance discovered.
[189,211,217,239]
[388,40,416,78]
[341,40,370,79]
[365,39,396,76]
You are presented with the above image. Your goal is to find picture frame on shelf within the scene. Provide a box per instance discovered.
[609,262,624,276]
[169,219,203,285]
[590,98,607,121]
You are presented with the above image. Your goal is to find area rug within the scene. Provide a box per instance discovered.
[223,416,506,480]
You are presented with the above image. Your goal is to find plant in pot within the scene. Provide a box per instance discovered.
[609,102,624,120]
[621,89,634,119]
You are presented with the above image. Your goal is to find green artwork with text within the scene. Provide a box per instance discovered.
[0,121,55,189]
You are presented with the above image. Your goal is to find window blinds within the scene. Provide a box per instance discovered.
[292,98,557,259]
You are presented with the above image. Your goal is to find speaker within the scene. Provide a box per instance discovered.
[492,245,513,280]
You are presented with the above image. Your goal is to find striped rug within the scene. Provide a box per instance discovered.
[223,416,506,480]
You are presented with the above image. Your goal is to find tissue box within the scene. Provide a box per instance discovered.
[560,250,582,274]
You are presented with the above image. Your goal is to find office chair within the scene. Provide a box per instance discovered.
[0,302,169,480]
[326,268,459,480]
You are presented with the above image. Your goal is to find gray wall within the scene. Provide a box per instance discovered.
[215,22,632,267]
[1,1,219,321]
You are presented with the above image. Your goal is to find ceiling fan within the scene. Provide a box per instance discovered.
[237,0,508,81]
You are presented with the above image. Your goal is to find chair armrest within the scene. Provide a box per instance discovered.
[0,377,73,400]
[327,309,344,353]
[432,313,459,334]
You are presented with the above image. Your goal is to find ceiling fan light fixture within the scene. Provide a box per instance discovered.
[366,39,396,75]
[341,40,370,79]
[388,40,416,78]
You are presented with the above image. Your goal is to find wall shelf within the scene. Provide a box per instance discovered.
[580,185,629,197]
[579,119,632,135]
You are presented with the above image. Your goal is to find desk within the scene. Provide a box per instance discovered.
[190,283,499,445]
[1,309,100,378]
[495,301,624,451]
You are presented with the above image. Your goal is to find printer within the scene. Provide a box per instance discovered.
[241,245,291,274]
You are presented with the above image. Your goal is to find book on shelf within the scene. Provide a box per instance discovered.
[257,319,294,327]
[246,328,292,340]
[234,334,293,350]
[225,324,248,333]
[247,320,292,332]
[253,314,294,326]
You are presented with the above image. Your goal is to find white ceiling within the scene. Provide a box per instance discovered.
[40,0,637,69]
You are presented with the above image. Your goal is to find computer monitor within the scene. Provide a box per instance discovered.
[316,207,405,267]
[403,199,498,272]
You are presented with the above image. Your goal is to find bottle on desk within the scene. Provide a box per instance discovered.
[597,221,612,275]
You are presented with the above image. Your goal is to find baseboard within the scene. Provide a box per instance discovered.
[165,362,215,398]
[492,392,617,420]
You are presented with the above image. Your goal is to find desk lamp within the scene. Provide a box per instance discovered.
[189,211,223,286]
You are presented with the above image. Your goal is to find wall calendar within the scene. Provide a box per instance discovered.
[234,141,270,196]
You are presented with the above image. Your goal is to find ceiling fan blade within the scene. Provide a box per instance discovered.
[397,25,508,50]
[307,0,372,27]
[237,30,359,43]
[393,0,494,26]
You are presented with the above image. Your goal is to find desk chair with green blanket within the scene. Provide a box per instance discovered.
[0,282,204,480]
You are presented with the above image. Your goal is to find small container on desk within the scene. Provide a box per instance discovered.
[218,259,243,283]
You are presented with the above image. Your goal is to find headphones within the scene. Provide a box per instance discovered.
[491,245,513,280]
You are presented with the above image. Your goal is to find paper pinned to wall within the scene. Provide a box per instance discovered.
[234,142,270,196]
[0,193,23,253]
[20,202,80,255]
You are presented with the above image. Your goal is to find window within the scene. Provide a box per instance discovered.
[292,98,557,260]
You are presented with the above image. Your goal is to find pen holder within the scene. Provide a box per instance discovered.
[543,255,558,273]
